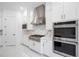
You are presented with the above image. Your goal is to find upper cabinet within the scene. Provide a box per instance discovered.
[75,3,79,19]
[0,10,3,30]
[52,2,78,21]
[52,2,64,22]
[46,2,64,30]
[45,3,53,30]
[63,2,77,20]
[31,4,46,25]
[0,17,1,30]
[45,2,79,30]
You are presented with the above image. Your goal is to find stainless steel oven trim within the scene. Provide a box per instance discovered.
[76,20,78,57]
[54,39,78,45]
[54,24,76,28]
[54,37,77,43]
[53,40,78,57]
[53,50,75,57]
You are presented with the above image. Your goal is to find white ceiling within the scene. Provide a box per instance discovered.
[0,2,45,11]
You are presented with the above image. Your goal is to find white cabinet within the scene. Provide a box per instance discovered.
[0,10,22,47]
[52,2,78,21]
[28,40,34,48]
[45,3,53,30]
[75,3,79,19]
[46,2,64,30]
[28,40,41,53]
[46,2,78,30]
[0,10,3,30]
[63,2,77,20]
[43,41,52,56]
[33,41,41,53]
[52,2,64,22]
[41,36,53,56]
[0,17,2,30]
[3,16,17,46]
[0,10,3,46]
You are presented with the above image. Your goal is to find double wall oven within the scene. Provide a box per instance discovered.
[53,20,79,57]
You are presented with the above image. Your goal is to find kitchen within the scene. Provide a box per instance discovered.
[0,2,79,57]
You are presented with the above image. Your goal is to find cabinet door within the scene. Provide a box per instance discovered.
[42,39,52,56]
[28,40,34,48]
[33,41,41,53]
[64,2,77,20]
[3,16,17,46]
[0,17,1,29]
[45,3,53,30]
[0,10,3,30]
[0,16,3,46]
[52,2,64,22]
[75,3,79,19]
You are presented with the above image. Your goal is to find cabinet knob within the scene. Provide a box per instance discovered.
[61,14,66,19]
[63,14,66,19]
[13,34,16,36]
[61,15,63,19]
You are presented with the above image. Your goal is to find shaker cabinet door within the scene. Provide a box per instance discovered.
[3,16,17,46]
[0,12,3,46]
[45,3,53,30]
[52,2,64,22]
[0,17,2,30]
[64,2,77,20]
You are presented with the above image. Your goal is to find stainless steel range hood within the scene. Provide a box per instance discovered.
[31,4,45,25]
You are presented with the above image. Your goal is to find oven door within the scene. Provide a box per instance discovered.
[54,27,77,42]
[53,39,78,57]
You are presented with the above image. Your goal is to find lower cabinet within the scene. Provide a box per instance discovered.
[0,36,3,47]
[43,41,52,56]
[41,37,53,56]
[29,40,41,53]
[33,41,41,53]
[28,38,52,56]
[2,16,17,47]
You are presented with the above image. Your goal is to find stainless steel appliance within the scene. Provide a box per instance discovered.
[29,34,44,42]
[53,20,79,57]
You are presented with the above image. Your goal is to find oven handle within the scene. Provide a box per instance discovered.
[54,39,78,45]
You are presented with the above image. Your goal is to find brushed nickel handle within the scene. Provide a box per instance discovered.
[13,34,16,36]
[61,14,66,19]
[63,14,66,19]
